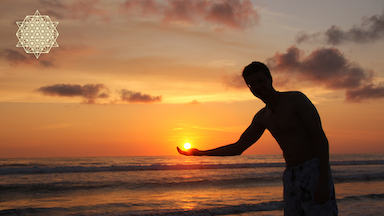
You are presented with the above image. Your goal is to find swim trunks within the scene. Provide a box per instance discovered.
[283,158,338,216]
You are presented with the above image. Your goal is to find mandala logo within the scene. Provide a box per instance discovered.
[16,10,59,59]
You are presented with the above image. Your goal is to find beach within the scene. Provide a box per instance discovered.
[1,154,383,215]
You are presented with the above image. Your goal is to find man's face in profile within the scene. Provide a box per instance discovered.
[244,71,272,99]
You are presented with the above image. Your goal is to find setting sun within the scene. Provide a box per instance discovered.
[184,143,191,150]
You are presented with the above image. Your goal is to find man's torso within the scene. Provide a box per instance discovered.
[255,92,318,166]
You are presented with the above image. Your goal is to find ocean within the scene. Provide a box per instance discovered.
[1,154,384,216]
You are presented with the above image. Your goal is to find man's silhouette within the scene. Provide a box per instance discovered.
[177,62,338,215]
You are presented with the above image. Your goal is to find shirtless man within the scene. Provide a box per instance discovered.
[177,62,338,215]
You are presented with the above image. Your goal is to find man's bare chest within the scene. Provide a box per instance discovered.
[261,105,304,136]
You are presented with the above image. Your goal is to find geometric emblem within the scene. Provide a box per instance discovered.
[16,10,59,59]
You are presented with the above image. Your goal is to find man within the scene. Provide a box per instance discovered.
[177,62,338,216]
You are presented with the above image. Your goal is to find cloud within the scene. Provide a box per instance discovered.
[40,0,109,21]
[0,49,31,65]
[120,0,259,30]
[266,46,384,102]
[39,59,56,68]
[187,100,202,105]
[222,73,246,89]
[120,89,162,103]
[296,12,384,45]
[37,85,162,104]
[206,0,259,30]
[0,49,57,68]
[68,0,109,21]
[37,83,109,104]
[267,46,373,90]
[122,0,162,17]
[345,84,384,102]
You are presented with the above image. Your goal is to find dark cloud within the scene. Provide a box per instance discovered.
[346,84,384,102]
[0,49,57,68]
[39,59,56,68]
[222,73,246,89]
[0,49,31,65]
[37,84,109,104]
[120,89,162,103]
[37,85,161,104]
[266,46,384,102]
[206,0,258,30]
[121,0,259,30]
[296,12,384,45]
[267,46,373,90]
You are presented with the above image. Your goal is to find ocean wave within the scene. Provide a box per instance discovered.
[333,173,384,183]
[119,201,284,216]
[0,163,48,168]
[2,193,384,216]
[0,163,285,175]
[331,160,384,166]
[0,200,284,216]
[339,193,384,201]
[1,160,383,175]
[1,172,384,194]
[0,176,283,193]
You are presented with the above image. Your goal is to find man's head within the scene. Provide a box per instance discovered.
[242,61,272,83]
[242,62,274,99]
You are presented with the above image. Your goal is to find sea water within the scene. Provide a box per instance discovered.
[1,154,383,215]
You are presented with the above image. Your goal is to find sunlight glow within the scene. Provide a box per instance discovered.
[184,143,191,150]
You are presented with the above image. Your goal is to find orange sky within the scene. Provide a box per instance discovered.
[1,0,384,158]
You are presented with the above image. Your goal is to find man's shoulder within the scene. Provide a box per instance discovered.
[281,91,305,96]
[281,91,309,101]
[253,107,267,122]
[255,107,267,116]
[281,91,314,111]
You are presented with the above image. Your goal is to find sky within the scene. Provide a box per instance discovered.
[0,0,384,158]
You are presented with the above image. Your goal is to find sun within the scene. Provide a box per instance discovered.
[184,142,191,150]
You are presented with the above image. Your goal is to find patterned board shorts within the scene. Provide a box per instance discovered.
[283,158,338,216]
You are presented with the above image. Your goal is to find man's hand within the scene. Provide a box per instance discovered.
[314,178,330,204]
[177,147,202,156]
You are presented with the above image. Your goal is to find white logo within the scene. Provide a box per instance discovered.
[16,10,59,59]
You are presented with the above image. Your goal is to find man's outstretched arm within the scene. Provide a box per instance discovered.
[177,114,266,156]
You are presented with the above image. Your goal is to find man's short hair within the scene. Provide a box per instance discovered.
[242,62,272,82]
